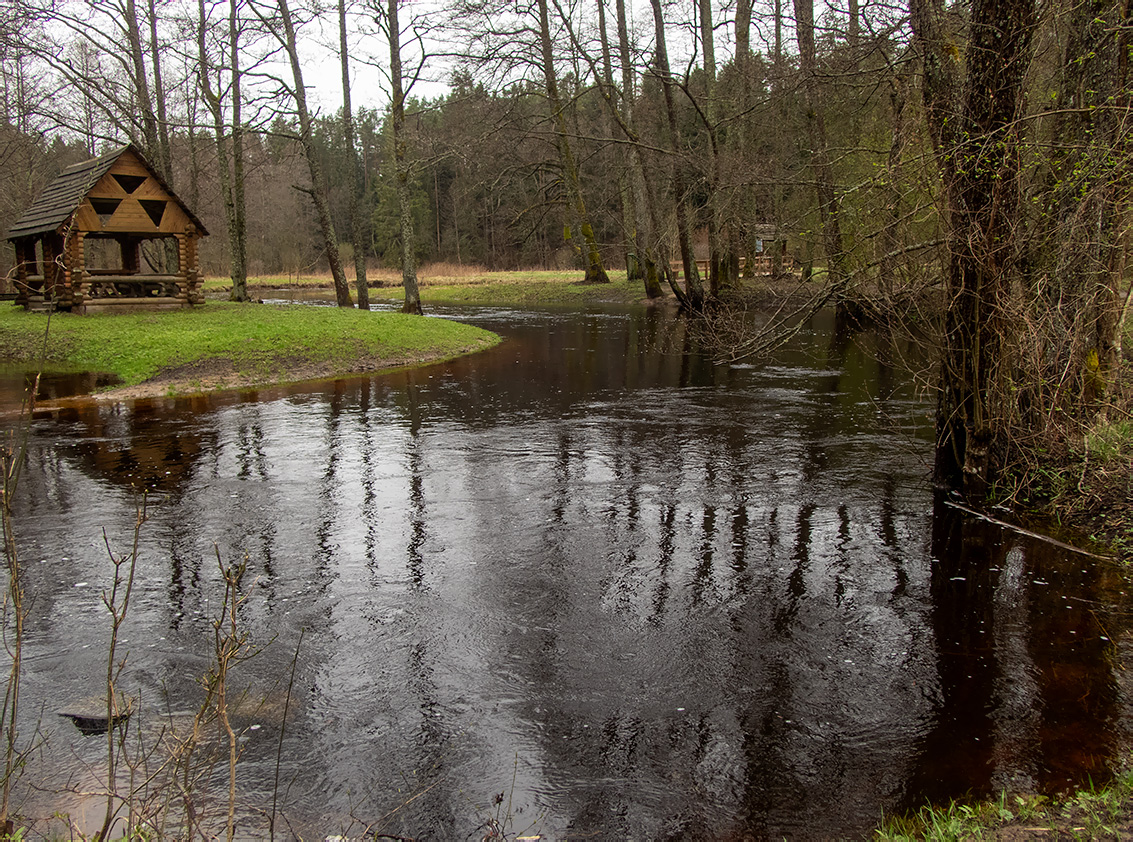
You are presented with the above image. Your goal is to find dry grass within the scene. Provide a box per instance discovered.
[202,265,651,306]
[203,263,576,291]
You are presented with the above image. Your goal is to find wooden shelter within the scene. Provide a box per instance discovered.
[6,146,208,313]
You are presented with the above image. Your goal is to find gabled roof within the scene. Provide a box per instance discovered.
[6,145,207,240]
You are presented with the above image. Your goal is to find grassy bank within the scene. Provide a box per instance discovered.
[876,759,1133,840]
[994,416,1133,561]
[203,264,655,306]
[0,300,499,397]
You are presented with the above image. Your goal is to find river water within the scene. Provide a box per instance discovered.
[5,302,1131,840]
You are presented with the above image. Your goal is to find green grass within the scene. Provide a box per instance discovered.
[1085,418,1133,463]
[204,267,654,307]
[877,791,1043,841]
[0,301,499,390]
[876,764,1133,840]
[390,272,647,306]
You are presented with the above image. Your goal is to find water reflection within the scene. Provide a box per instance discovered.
[5,305,1130,839]
[0,367,120,414]
[904,499,1124,809]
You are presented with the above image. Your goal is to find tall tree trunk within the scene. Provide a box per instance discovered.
[596,0,639,282]
[388,0,422,314]
[911,0,1038,496]
[1041,0,1129,402]
[699,0,732,296]
[611,0,664,297]
[878,78,907,294]
[273,0,354,307]
[125,0,161,173]
[649,0,704,308]
[147,0,181,274]
[339,0,370,310]
[125,0,174,272]
[228,0,247,301]
[536,0,610,283]
[186,71,200,211]
[736,0,752,58]
[147,0,173,182]
[908,0,960,160]
[198,0,248,301]
[794,0,848,292]
[773,0,783,67]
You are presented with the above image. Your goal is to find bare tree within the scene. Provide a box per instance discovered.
[9,0,177,171]
[535,0,609,283]
[339,0,369,309]
[386,0,423,314]
[254,0,354,307]
[198,0,249,301]
[648,0,703,308]
[793,0,848,295]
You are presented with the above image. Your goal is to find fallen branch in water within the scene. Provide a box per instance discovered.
[944,499,1115,562]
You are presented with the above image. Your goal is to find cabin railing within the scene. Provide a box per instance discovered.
[82,273,184,300]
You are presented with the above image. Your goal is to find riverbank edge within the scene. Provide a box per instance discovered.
[0,300,502,405]
[87,338,502,402]
[876,766,1133,840]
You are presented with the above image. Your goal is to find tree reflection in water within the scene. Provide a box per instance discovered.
[6,305,1130,840]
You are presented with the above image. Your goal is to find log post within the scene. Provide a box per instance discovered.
[45,233,70,309]
[13,239,29,306]
[176,233,189,305]
[71,232,87,309]
[42,235,63,308]
[183,226,202,305]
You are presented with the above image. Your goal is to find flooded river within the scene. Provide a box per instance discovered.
[5,303,1131,839]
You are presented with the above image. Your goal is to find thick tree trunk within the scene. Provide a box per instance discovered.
[911,0,1037,496]
[127,0,176,272]
[388,0,422,314]
[1042,0,1128,400]
[878,78,908,293]
[596,0,642,284]
[536,0,610,284]
[273,0,354,307]
[773,0,782,67]
[698,0,726,298]
[125,0,161,174]
[736,0,752,58]
[147,0,172,182]
[908,0,960,160]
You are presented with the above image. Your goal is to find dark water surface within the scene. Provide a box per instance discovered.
[6,304,1131,840]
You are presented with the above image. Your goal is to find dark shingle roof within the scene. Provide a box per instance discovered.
[6,145,208,240]
[6,148,122,240]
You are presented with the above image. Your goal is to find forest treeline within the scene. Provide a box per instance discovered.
[0,0,944,304]
[0,0,1131,510]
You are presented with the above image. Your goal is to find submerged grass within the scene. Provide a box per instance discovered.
[0,301,499,390]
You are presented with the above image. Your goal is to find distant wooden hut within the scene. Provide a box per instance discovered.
[6,145,208,313]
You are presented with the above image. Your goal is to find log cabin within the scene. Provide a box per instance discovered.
[6,145,208,313]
